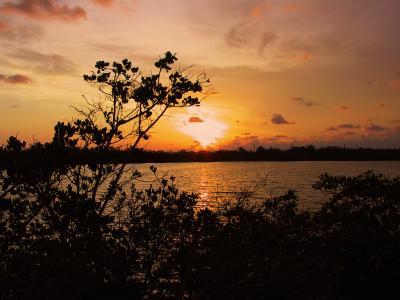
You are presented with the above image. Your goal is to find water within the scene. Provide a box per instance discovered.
[125,161,400,209]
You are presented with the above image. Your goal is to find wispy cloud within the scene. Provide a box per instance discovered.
[259,31,277,55]
[327,123,361,131]
[0,21,44,43]
[365,123,389,133]
[337,123,361,129]
[337,105,350,111]
[225,21,252,48]
[265,134,289,142]
[287,51,312,62]
[0,73,32,84]
[292,96,319,107]
[0,20,9,31]
[91,0,115,7]
[388,79,400,88]
[0,0,86,21]
[342,131,356,136]
[282,3,301,13]
[9,49,77,75]
[326,126,338,131]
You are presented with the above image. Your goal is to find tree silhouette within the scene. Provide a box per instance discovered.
[55,51,209,215]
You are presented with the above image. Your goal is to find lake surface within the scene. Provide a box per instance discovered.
[126,161,400,209]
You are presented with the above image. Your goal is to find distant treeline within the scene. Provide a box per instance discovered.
[1,142,400,166]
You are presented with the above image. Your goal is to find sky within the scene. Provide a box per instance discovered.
[0,0,399,150]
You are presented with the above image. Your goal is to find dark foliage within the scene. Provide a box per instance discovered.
[1,148,399,299]
[1,146,400,167]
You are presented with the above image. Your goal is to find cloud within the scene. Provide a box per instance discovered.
[337,105,350,111]
[9,49,77,75]
[0,21,44,43]
[337,123,361,129]
[0,0,86,21]
[225,20,276,56]
[91,0,115,7]
[292,96,319,107]
[188,116,204,123]
[271,114,294,125]
[250,3,265,18]
[388,79,400,88]
[188,0,400,73]
[221,133,293,150]
[190,140,201,150]
[225,21,251,48]
[326,126,338,131]
[234,135,258,140]
[342,131,356,136]
[0,73,32,84]
[323,128,400,148]
[365,124,389,133]
[282,3,301,13]
[224,134,260,149]
[265,134,289,142]
[327,123,361,131]
[286,51,312,62]
[0,20,9,31]
[259,32,277,55]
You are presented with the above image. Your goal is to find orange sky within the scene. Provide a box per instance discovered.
[0,0,399,149]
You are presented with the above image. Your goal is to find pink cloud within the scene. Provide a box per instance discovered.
[282,3,301,13]
[364,124,389,133]
[0,20,10,31]
[0,73,32,84]
[288,51,312,62]
[388,79,400,88]
[250,4,263,18]
[0,0,86,21]
[188,117,204,123]
[0,21,44,43]
[336,105,350,112]
[91,0,115,7]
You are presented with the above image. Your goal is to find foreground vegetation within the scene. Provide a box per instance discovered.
[1,53,399,299]
[1,143,399,299]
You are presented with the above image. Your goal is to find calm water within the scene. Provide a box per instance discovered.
[126,161,400,209]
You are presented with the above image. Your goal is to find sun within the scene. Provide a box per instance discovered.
[179,117,228,147]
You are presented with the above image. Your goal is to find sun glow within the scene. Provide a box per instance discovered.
[179,117,228,147]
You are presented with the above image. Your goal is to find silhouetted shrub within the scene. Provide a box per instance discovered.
[1,164,399,299]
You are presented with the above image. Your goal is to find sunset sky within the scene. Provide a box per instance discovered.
[0,0,399,150]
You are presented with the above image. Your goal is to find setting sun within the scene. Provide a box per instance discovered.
[178,117,228,147]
